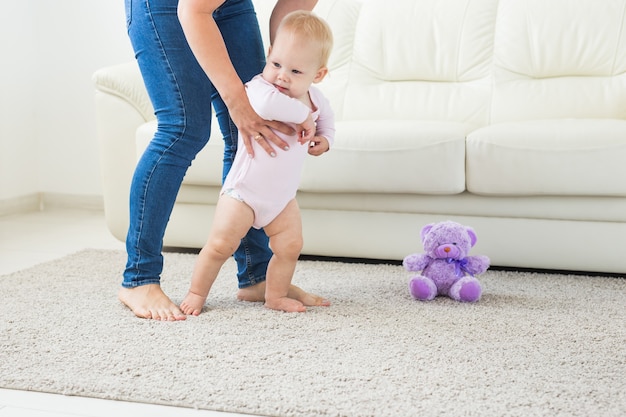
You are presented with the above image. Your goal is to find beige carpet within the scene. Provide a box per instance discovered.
[1,249,625,417]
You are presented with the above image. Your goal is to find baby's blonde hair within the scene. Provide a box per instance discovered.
[277,10,334,67]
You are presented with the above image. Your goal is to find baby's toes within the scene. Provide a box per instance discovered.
[303,293,330,307]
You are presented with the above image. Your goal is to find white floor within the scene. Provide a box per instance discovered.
[0,208,250,417]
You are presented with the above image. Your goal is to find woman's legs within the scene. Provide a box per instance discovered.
[122,0,216,320]
[124,0,214,290]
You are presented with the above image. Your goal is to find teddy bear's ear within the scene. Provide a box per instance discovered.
[466,226,478,246]
[420,223,434,242]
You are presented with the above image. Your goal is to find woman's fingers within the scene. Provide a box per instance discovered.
[250,132,276,157]
[248,126,291,157]
[267,119,295,136]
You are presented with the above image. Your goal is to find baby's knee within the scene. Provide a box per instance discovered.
[204,237,238,260]
[271,234,303,259]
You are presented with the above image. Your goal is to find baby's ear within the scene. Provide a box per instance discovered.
[313,66,329,83]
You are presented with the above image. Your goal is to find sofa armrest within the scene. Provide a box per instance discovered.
[92,61,154,122]
[93,61,153,242]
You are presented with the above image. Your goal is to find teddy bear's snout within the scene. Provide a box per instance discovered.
[435,244,461,259]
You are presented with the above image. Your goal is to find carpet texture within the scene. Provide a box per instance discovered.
[1,249,625,417]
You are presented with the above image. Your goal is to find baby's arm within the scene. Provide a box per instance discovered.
[247,78,310,125]
[297,113,316,144]
[308,135,330,156]
[310,89,335,151]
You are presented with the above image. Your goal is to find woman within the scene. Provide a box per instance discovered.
[120,0,325,320]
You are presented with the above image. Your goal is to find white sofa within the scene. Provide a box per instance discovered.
[93,0,626,274]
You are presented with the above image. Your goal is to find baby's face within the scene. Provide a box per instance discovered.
[263,30,326,100]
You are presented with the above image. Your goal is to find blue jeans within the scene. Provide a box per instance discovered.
[123,0,272,288]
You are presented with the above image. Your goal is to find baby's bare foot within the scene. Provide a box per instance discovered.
[265,296,307,313]
[180,292,207,316]
[118,284,186,321]
[288,285,331,307]
[237,283,330,307]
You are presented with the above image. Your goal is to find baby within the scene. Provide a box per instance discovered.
[180,10,335,314]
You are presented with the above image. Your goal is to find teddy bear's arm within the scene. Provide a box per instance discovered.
[465,255,490,275]
[403,253,431,272]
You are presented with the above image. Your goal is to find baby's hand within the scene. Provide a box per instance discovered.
[296,113,316,144]
[308,136,330,156]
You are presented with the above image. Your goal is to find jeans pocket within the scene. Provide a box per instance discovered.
[125,0,132,28]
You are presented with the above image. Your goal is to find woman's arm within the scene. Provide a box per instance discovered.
[178,0,289,157]
[269,0,318,43]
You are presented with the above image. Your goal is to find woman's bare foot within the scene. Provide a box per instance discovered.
[265,296,307,313]
[237,282,330,307]
[180,292,207,316]
[118,284,186,321]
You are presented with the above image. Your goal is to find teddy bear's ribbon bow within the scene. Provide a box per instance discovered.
[446,258,473,277]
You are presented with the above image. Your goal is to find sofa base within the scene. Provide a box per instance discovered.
[99,203,626,275]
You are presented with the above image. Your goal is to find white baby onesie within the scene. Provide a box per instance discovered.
[222,75,335,229]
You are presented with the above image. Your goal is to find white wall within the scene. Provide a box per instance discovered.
[0,0,134,205]
[0,1,38,201]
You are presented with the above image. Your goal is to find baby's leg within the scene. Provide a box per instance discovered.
[180,195,254,315]
[263,200,307,312]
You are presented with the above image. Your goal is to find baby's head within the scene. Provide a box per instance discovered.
[263,11,333,99]
[277,10,333,69]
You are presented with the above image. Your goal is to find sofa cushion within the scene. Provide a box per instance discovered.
[491,0,626,124]
[466,119,626,196]
[317,0,498,128]
[300,120,468,194]
[137,119,469,195]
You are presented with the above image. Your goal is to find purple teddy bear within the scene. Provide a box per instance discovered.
[403,221,490,302]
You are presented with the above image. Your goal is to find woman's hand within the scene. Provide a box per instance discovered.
[230,94,293,157]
